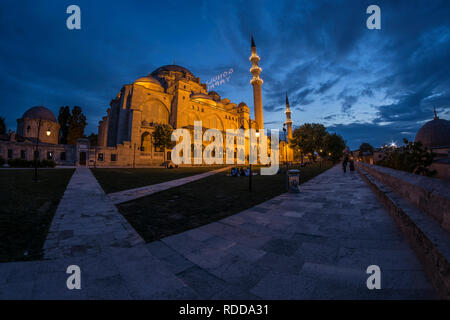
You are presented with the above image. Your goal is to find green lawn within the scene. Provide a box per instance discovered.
[0,169,74,262]
[117,162,333,242]
[91,166,227,194]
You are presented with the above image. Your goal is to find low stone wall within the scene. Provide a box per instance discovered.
[357,162,450,233]
[356,165,450,299]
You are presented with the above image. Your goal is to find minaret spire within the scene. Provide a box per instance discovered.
[285,93,293,139]
[249,36,264,129]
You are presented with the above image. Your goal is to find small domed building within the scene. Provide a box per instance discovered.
[16,106,60,144]
[414,108,450,150]
[414,108,450,180]
[0,105,77,166]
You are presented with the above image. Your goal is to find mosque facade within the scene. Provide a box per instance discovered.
[0,37,295,167]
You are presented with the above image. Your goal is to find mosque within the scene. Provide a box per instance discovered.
[0,37,295,167]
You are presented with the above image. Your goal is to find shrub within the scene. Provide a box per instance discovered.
[7,158,33,168]
[0,156,5,166]
[41,159,56,168]
[376,139,437,177]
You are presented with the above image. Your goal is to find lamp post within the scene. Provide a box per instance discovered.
[319,149,323,168]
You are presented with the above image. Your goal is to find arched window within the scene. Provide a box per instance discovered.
[140,132,152,151]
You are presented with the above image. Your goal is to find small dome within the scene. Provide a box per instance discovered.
[151,65,194,77]
[22,106,57,122]
[238,102,248,108]
[415,116,450,148]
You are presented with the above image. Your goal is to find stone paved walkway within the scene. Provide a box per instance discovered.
[0,165,437,299]
[43,168,144,259]
[108,166,230,204]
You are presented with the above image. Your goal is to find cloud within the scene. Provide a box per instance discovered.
[315,78,340,94]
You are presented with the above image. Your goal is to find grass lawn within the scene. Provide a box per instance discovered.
[0,169,74,262]
[91,166,227,194]
[117,161,334,242]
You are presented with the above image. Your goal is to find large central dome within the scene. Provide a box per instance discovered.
[151,65,194,77]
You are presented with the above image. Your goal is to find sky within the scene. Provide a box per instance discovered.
[0,0,449,149]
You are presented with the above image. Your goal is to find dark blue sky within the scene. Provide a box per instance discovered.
[1,0,449,149]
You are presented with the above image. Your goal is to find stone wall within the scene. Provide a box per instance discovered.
[356,163,450,299]
[357,162,450,233]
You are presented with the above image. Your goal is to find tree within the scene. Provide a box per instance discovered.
[58,106,71,144]
[323,133,346,164]
[66,106,87,145]
[359,142,374,156]
[88,133,98,146]
[377,138,436,177]
[289,123,327,162]
[0,117,6,134]
[152,124,174,151]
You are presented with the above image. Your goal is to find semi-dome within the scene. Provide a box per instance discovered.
[151,65,194,77]
[134,75,162,86]
[191,92,216,106]
[22,106,57,122]
[415,110,450,148]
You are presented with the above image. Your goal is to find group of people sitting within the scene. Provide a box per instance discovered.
[230,167,251,177]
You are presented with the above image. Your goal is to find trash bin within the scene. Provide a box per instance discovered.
[287,169,300,193]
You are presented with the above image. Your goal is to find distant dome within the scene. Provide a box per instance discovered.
[415,112,450,148]
[238,102,248,108]
[151,65,194,77]
[22,106,56,122]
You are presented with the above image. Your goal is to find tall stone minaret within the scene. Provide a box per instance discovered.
[285,93,293,139]
[250,36,264,129]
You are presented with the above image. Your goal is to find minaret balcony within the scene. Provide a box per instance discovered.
[250,66,262,74]
[249,54,260,62]
[250,78,263,85]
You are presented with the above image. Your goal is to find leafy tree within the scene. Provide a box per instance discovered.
[66,106,87,145]
[323,133,346,164]
[58,106,71,144]
[152,124,174,150]
[88,133,98,146]
[289,123,327,162]
[359,142,374,156]
[0,117,6,134]
[377,138,436,177]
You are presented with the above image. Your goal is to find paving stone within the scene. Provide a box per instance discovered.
[261,238,299,256]
[250,272,316,299]
[176,266,228,299]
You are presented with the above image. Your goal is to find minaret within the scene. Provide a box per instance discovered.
[250,36,264,129]
[285,93,293,139]
[434,107,439,120]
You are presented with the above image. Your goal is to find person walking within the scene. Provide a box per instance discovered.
[349,159,355,172]
[342,156,348,173]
